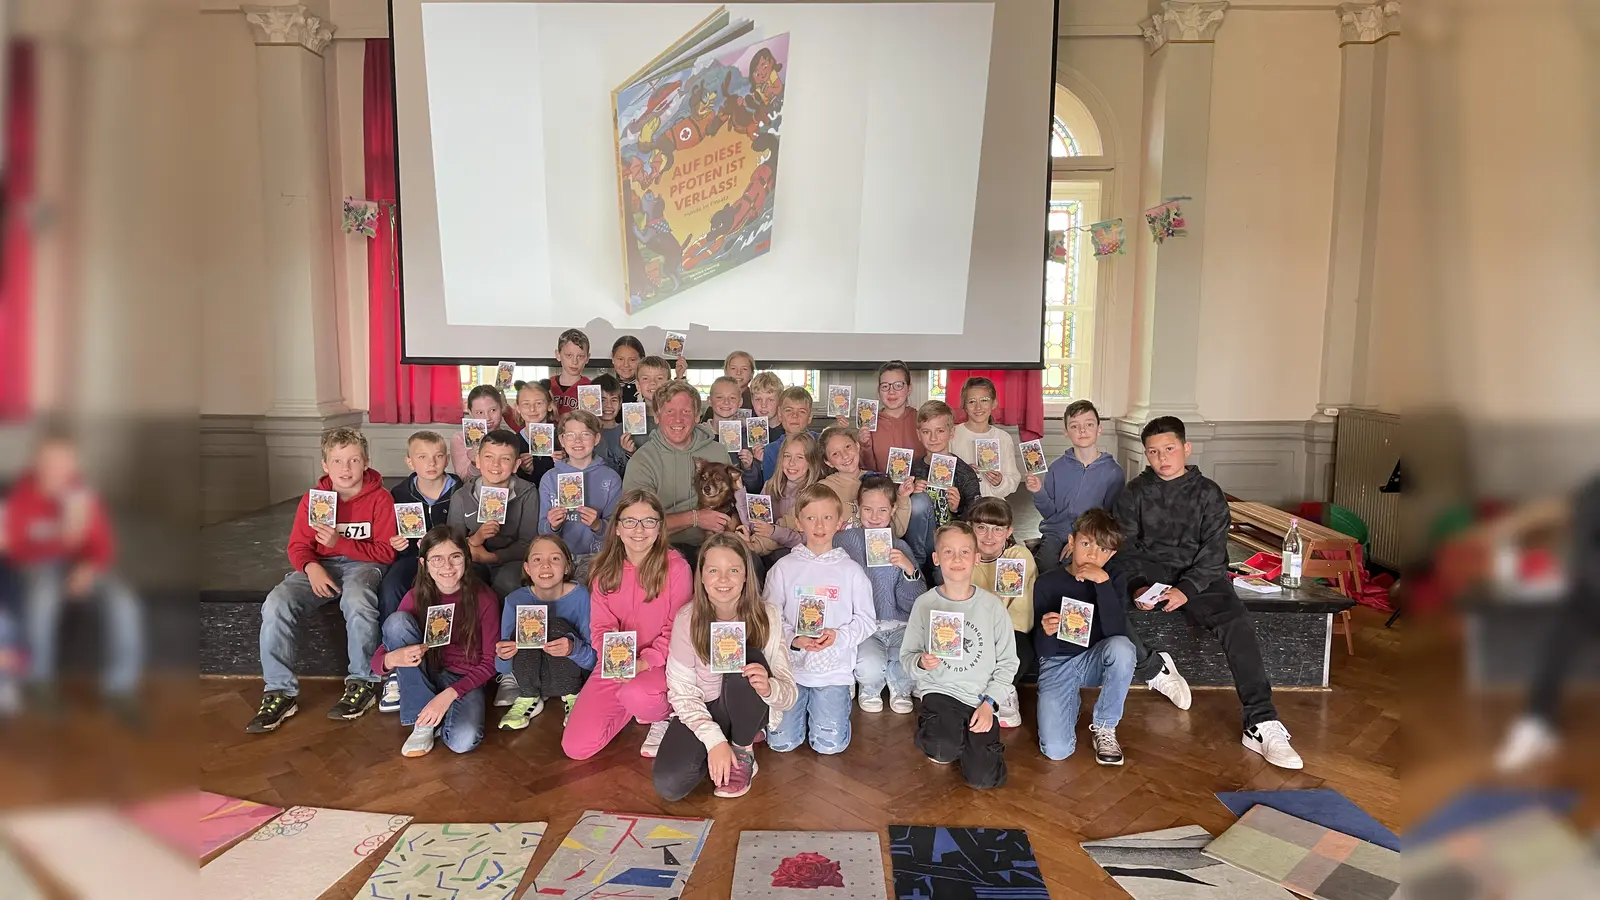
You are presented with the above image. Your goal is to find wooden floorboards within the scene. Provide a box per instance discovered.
[198,608,1402,899]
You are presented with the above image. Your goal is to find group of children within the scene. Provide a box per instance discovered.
[244,328,1307,798]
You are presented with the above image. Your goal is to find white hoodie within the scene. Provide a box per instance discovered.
[763,544,877,688]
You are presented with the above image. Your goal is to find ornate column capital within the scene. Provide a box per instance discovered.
[242,4,336,56]
[1338,1,1401,44]
[1142,1,1230,52]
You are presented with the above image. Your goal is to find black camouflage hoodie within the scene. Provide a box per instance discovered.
[1108,464,1230,600]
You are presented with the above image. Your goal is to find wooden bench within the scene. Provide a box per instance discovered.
[1229,501,1363,654]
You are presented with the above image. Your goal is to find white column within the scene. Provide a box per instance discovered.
[1127,1,1228,432]
[243,4,346,420]
[1314,1,1401,417]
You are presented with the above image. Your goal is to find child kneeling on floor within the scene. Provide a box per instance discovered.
[1033,509,1137,766]
[655,533,797,800]
[495,535,595,731]
[371,525,498,757]
[901,523,1018,789]
[763,484,875,755]
[835,476,924,715]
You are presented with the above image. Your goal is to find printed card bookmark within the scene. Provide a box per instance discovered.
[425,604,455,649]
[929,611,964,660]
[516,605,548,649]
[710,621,747,674]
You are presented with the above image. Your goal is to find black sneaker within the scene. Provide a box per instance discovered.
[1089,723,1124,766]
[245,692,298,733]
[326,680,379,720]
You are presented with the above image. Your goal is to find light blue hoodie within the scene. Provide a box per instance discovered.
[537,458,623,555]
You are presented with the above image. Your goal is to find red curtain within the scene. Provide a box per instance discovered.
[943,370,1046,444]
[0,43,35,421]
[364,38,462,424]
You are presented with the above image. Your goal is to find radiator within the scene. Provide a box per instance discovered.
[1333,408,1401,568]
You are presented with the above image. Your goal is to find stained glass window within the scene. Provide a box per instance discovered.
[1050,116,1079,158]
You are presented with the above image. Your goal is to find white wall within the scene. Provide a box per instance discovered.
[1364,35,1421,415]
[198,11,273,415]
[1195,9,1341,421]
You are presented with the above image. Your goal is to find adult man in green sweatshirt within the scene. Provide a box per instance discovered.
[622,380,731,565]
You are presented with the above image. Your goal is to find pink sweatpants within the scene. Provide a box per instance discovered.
[560,667,671,760]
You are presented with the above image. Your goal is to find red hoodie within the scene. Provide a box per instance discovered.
[3,473,115,569]
[287,469,398,573]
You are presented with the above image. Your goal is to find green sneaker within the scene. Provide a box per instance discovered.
[562,694,578,726]
[498,696,543,730]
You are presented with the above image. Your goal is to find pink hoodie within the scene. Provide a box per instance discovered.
[588,550,693,671]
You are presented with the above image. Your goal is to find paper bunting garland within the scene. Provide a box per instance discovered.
[342,197,380,238]
[1144,197,1189,244]
[1088,219,1124,256]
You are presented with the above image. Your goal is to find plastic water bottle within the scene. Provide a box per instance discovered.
[1281,518,1304,589]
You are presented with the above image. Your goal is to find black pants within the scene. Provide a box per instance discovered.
[1133,579,1276,729]
[511,616,590,700]
[1013,630,1038,686]
[1528,583,1600,725]
[653,648,771,801]
[916,692,1006,790]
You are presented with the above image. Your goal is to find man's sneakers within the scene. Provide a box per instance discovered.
[378,675,401,714]
[1243,720,1303,770]
[714,744,758,798]
[889,693,914,715]
[1089,723,1124,766]
[1496,716,1559,773]
[245,692,298,733]
[493,673,519,708]
[498,696,544,731]
[327,680,379,720]
[858,691,884,713]
[1146,651,1192,711]
[996,690,1022,729]
[640,720,670,758]
[402,723,436,757]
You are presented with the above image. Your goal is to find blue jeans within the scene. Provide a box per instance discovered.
[854,626,912,700]
[382,612,485,753]
[767,683,852,754]
[23,564,142,695]
[1035,636,1136,760]
[905,493,934,567]
[259,556,384,695]
[378,554,420,621]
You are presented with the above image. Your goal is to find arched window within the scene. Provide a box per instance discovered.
[932,84,1107,405]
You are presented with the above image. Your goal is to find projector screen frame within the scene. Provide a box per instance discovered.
[386,0,1061,372]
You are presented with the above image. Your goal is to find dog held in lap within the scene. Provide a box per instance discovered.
[694,459,742,530]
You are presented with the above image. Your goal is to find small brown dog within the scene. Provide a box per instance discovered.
[693,458,742,530]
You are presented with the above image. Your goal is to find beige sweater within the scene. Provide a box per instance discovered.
[665,603,798,750]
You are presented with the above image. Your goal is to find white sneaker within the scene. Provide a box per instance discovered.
[889,694,914,714]
[1496,716,1559,773]
[1146,651,1193,711]
[402,723,436,758]
[997,690,1022,729]
[859,691,884,713]
[494,673,519,708]
[1243,720,1303,770]
[378,675,401,713]
[640,719,670,758]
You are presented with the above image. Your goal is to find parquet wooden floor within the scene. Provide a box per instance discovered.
[198,608,1402,899]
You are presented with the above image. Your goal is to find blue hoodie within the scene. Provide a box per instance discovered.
[1032,451,1126,541]
[496,583,597,673]
[833,528,925,623]
[537,459,623,555]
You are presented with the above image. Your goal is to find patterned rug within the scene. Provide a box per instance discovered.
[532,810,712,899]
[362,822,546,900]
[198,805,412,900]
[126,791,284,860]
[888,825,1047,899]
[1215,790,1397,852]
[732,831,887,899]
[1081,826,1295,899]
[1202,805,1399,900]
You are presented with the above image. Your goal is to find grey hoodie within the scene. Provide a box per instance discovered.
[621,425,730,546]
[447,474,539,565]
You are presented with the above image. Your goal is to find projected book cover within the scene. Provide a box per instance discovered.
[614,8,786,313]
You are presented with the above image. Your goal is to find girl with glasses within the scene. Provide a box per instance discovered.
[857,361,923,475]
[370,526,499,757]
[561,490,692,761]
